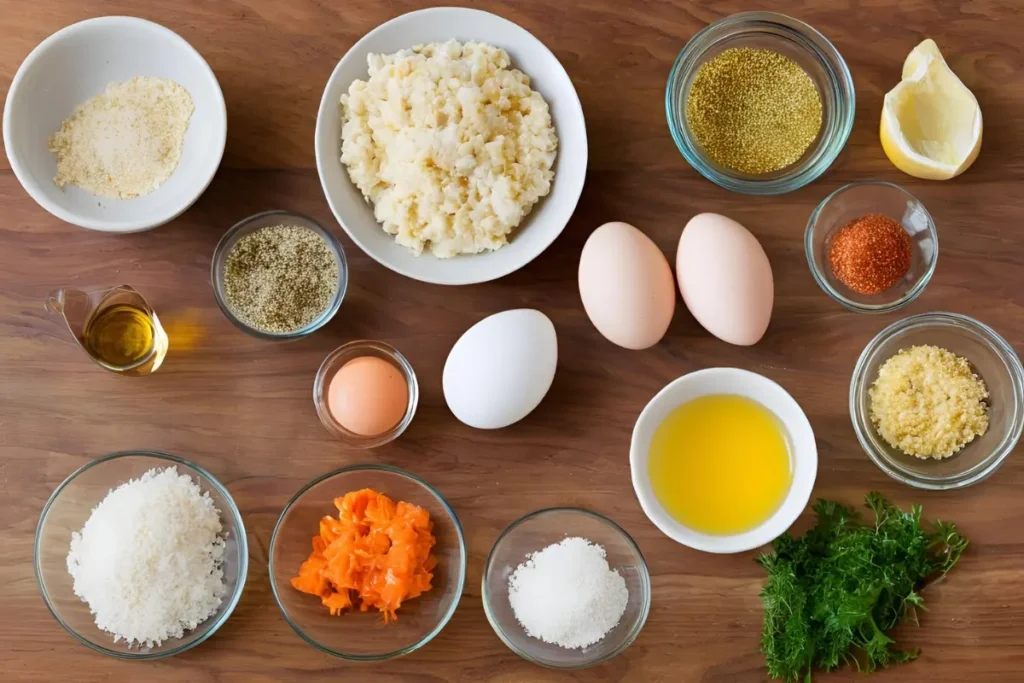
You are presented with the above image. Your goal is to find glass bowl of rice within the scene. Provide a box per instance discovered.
[481,507,651,669]
[34,451,248,659]
[850,312,1024,489]
[666,12,855,195]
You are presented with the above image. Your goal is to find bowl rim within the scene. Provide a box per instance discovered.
[312,340,420,447]
[210,209,348,340]
[805,180,938,313]
[268,463,467,660]
[2,15,227,233]
[849,311,1024,489]
[313,6,588,285]
[33,450,249,660]
[629,367,818,553]
[665,10,855,195]
[480,506,651,669]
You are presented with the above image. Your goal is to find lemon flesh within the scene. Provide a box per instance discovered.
[880,39,982,180]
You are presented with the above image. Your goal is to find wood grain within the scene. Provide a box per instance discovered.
[3,1,1024,681]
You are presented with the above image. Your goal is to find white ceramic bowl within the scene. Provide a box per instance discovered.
[314,7,588,285]
[630,368,818,554]
[3,16,226,232]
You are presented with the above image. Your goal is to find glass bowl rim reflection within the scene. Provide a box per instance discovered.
[34,450,249,660]
[480,506,652,669]
[850,312,1024,489]
[665,10,855,195]
[269,463,467,660]
[210,208,348,341]
[312,340,419,448]
[805,180,938,313]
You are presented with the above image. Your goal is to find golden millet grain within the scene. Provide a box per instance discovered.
[685,47,823,175]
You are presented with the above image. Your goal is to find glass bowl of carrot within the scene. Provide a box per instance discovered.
[269,464,467,660]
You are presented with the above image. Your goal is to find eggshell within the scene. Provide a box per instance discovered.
[443,309,557,429]
[578,222,676,350]
[676,213,773,346]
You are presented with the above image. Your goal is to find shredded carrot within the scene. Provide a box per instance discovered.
[290,488,437,621]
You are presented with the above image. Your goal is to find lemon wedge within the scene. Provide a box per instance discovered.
[880,39,982,180]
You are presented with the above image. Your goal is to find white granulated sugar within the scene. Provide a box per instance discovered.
[508,536,629,649]
[49,76,194,199]
[66,466,227,647]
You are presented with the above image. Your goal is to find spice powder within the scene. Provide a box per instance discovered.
[828,214,912,295]
[686,47,823,175]
[223,225,339,333]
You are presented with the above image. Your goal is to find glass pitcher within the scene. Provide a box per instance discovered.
[45,284,168,376]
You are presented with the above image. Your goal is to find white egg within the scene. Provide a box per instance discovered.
[443,309,557,429]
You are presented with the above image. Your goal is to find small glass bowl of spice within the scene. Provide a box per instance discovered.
[851,312,1024,490]
[211,210,347,340]
[313,340,419,449]
[667,12,854,195]
[805,181,937,313]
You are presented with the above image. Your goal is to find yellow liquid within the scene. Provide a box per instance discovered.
[648,394,792,535]
[83,304,156,369]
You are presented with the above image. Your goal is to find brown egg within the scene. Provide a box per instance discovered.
[578,222,676,350]
[327,356,409,436]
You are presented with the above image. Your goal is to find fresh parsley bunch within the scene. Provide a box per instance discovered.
[757,492,967,683]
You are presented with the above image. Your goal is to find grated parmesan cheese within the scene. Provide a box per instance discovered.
[66,466,227,647]
[49,76,194,199]
[869,344,990,459]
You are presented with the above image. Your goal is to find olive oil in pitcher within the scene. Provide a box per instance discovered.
[46,285,168,375]
[83,303,157,368]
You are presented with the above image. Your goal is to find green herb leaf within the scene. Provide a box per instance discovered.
[757,493,967,682]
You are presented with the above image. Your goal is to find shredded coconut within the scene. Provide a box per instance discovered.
[508,536,629,649]
[49,76,194,199]
[66,466,227,647]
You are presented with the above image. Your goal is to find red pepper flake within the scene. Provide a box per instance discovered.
[827,214,912,295]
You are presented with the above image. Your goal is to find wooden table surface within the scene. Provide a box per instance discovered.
[3,1,1023,681]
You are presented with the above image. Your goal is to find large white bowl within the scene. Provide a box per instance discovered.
[630,368,818,554]
[314,8,588,285]
[3,16,226,232]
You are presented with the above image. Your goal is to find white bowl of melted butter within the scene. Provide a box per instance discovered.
[630,368,818,554]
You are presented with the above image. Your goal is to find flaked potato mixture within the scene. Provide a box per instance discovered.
[340,40,558,258]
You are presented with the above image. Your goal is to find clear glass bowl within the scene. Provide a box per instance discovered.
[851,313,1024,489]
[481,508,651,669]
[313,340,419,448]
[666,11,854,195]
[269,464,466,660]
[806,181,937,313]
[34,451,248,659]
[210,209,348,340]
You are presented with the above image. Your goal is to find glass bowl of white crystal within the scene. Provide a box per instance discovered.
[481,507,651,669]
[34,451,248,659]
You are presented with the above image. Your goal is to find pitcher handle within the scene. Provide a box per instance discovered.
[45,289,66,314]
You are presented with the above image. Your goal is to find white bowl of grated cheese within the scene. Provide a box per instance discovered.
[3,16,226,232]
[315,7,588,285]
